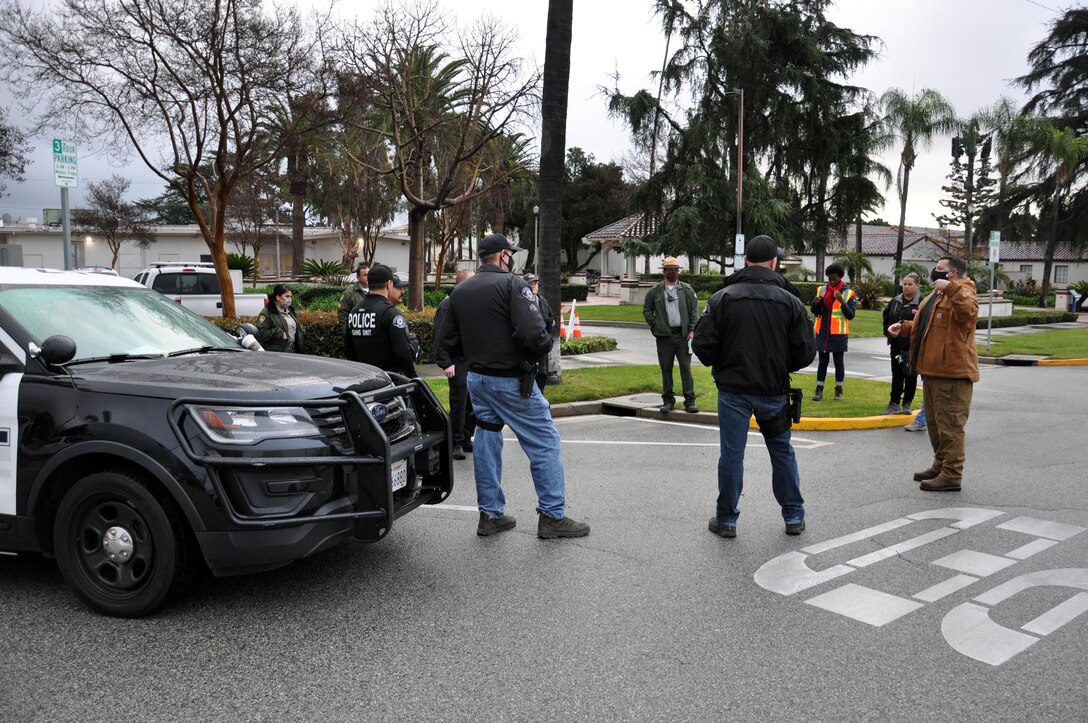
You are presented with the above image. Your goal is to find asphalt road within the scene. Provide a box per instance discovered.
[2,364,1087,720]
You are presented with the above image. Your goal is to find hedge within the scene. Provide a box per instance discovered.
[980,309,1076,329]
[207,308,439,364]
[560,335,617,355]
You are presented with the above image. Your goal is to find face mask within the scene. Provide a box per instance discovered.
[664,271,679,283]
[930,269,949,282]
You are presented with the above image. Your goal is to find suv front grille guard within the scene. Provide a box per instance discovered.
[168,378,453,541]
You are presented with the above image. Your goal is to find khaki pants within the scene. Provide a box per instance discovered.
[921,376,974,484]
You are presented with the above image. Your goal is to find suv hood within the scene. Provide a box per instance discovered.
[71,352,393,400]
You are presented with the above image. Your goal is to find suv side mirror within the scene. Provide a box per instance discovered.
[36,335,78,365]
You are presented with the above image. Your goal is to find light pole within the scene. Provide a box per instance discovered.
[533,204,540,272]
[726,88,745,272]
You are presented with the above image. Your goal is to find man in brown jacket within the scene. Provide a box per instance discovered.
[887,255,979,491]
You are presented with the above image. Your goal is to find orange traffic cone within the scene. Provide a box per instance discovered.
[571,313,583,338]
[560,314,567,341]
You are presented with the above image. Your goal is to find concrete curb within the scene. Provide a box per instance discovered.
[978,355,1088,366]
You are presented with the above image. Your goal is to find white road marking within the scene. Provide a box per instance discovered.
[996,516,1086,541]
[932,549,1018,577]
[805,583,922,627]
[432,504,478,513]
[913,574,978,603]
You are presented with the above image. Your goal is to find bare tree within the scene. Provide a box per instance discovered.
[338,3,539,309]
[226,168,284,284]
[0,0,326,316]
[73,175,156,269]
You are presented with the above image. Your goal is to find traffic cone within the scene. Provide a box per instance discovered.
[560,313,567,341]
[572,313,583,338]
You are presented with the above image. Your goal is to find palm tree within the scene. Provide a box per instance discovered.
[1038,127,1088,307]
[880,88,957,285]
[982,97,1038,238]
[539,0,573,380]
[833,250,874,284]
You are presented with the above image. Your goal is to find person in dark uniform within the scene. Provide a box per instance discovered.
[433,269,477,460]
[344,264,416,378]
[435,234,589,539]
[522,273,555,390]
[256,284,304,353]
[693,234,816,539]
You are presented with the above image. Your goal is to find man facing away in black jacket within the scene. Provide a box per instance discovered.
[692,234,816,539]
[435,234,589,540]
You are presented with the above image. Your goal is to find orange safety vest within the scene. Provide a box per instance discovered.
[813,285,855,336]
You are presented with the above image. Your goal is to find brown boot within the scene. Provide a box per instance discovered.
[811,387,823,402]
[920,476,961,492]
[833,385,843,401]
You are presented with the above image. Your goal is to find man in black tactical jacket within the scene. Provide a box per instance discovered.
[344,264,416,379]
[692,234,816,539]
[435,234,590,539]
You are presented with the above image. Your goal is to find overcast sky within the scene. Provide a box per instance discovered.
[0,0,1066,232]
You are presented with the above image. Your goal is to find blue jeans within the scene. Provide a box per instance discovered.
[715,391,804,525]
[467,372,567,519]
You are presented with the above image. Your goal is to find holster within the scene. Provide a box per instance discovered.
[519,361,537,398]
[789,387,803,423]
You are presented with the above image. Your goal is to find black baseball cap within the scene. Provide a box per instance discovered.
[367,264,394,287]
[745,235,781,263]
[390,271,407,289]
[479,234,523,255]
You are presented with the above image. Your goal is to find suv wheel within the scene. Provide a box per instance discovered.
[54,471,192,617]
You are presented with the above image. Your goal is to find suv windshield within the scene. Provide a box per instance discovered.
[0,285,238,361]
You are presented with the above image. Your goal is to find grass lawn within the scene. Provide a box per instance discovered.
[978,327,1088,359]
[574,304,887,338]
[425,366,896,418]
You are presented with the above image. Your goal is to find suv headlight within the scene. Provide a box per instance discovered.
[186,405,321,445]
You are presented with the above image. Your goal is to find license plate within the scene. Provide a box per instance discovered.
[391,458,409,491]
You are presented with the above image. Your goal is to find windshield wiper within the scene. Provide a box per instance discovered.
[66,353,166,366]
[166,346,245,357]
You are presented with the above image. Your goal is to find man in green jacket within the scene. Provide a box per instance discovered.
[643,256,700,413]
[337,263,369,334]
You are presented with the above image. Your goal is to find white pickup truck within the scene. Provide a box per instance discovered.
[134,262,268,317]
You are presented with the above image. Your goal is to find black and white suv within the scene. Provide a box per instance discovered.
[0,267,452,616]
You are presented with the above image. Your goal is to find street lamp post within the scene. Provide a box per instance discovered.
[726,88,745,272]
[533,204,540,272]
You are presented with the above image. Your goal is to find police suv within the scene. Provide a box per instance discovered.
[0,267,452,616]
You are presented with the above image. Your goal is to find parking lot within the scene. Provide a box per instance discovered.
[2,364,1086,719]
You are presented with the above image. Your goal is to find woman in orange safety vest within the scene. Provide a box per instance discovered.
[810,263,856,402]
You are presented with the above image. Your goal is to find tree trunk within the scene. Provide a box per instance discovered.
[408,205,428,311]
[539,0,574,382]
[894,167,911,287]
[1040,192,1059,308]
[855,216,862,254]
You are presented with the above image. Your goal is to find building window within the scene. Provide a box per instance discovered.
[1019,264,1033,278]
[1055,265,1068,284]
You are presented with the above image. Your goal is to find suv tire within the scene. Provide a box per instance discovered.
[54,470,193,617]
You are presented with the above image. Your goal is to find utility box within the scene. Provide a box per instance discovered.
[0,244,23,266]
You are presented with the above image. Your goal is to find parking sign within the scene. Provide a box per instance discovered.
[52,139,78,188]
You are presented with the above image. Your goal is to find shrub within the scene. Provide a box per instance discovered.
[300,258,349,284]
[306,292,344,312]
[1004,292,1056,307]
[850,276,887,310]
[561,285,589,302]
[641,273,725,294]
[978,309,1076,329]
[295,284,348,308]
[560,335,617,356]
[792,281,820,303]
[424,289,449,307]
[206,307,440,363]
